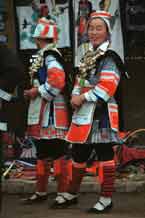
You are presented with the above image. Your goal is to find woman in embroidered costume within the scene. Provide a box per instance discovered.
[21,17,70,205]
[52,11,125,212]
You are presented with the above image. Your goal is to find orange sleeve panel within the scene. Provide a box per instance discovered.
[47,67,65,90]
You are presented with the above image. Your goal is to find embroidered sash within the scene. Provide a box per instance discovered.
[27,96,42,125]
[66,102,96,143]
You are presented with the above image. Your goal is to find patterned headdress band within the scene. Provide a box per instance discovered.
[90,11,111,19]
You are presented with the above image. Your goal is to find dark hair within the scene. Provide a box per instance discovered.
[0,45,25,92]
[0,45,26,136]
[37,38,54,44]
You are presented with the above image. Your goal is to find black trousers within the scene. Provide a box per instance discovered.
[71,143,114,163]
[35,138,68,160]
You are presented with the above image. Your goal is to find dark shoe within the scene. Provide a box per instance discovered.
[50,194,78,209]
[21,192,48,205]
[87,201,113,214]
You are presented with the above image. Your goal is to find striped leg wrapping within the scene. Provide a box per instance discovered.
[99,160,116,197]
[68,163,86,193]
[36,160,51,193]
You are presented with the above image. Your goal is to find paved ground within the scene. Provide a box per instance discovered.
[2,174,145,194]
[1,192,145,218]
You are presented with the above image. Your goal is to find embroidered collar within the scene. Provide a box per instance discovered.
[88,40,110,53]
[38,43,61,56]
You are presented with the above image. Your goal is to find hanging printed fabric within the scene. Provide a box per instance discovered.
[73,0,124,65]
[16,0,70,49]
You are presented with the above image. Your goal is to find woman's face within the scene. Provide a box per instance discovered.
[87,18,109,48]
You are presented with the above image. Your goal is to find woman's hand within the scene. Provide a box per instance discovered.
[24,87,38,99]
[71,94,85,109]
